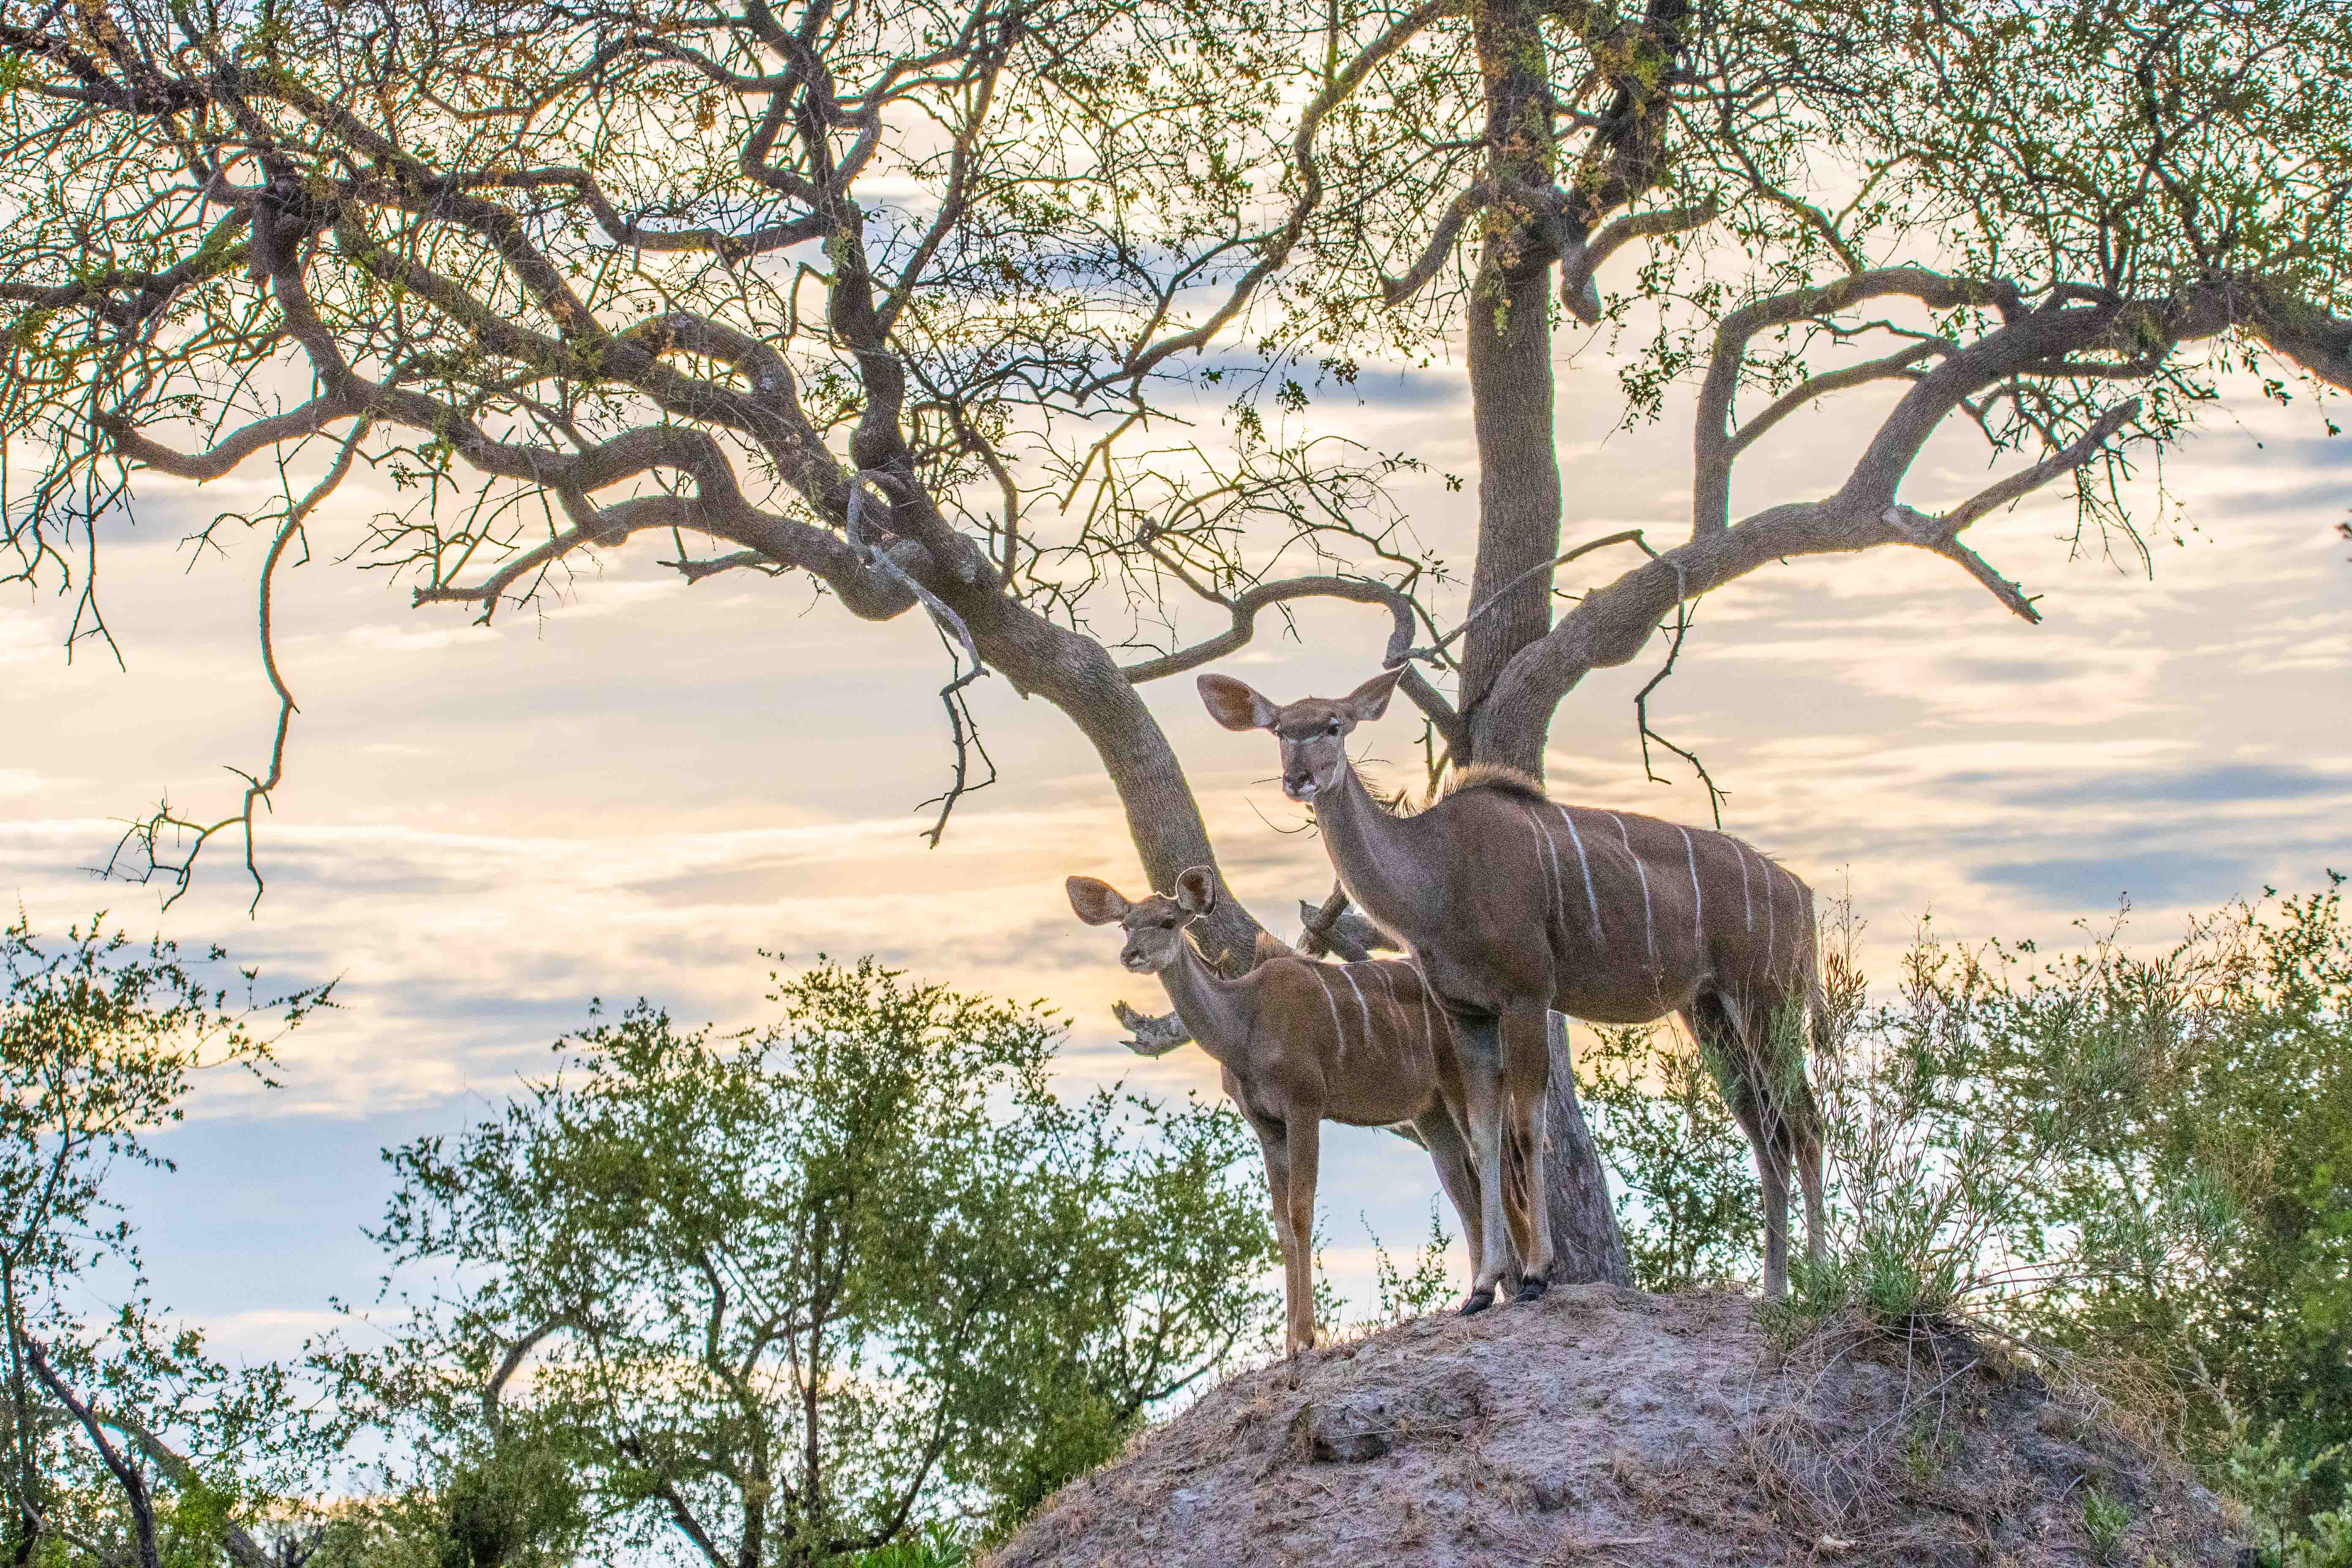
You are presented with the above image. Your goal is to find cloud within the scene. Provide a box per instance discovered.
[1972,852,2264,910]
[2001,761,2352,808]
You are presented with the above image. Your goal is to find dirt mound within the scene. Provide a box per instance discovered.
[988,1285,2237,1568]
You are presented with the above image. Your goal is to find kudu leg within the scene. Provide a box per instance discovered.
[1499,1003,1556,1301]
[1688,998,1794,1302]
[1454,1017,1515,1314]
[1411,1108,1485,1306]
[1283,1113,1323,1352]
[1789,1081,1827,1274]
[1245,1116,1311,1355]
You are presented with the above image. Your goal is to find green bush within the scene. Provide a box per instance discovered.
[322,957,1279,1564]
[1588,879,2352,1533]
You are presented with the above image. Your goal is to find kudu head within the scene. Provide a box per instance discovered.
[1066,867,1222,974]
[1197,669,1403,803]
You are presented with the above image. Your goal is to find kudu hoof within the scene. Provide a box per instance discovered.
[1513,1275,1549,1304]
[1460,1288,1496,1316]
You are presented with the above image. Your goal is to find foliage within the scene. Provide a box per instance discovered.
[1590,880,2352,1533]
[321,957,1277,1566]
[1582,1021,1762,1293]
[0,914,328,1568]
[2221,1404,2352,1568]
[5,0,2349,923]
[1366,1203,1459,1326]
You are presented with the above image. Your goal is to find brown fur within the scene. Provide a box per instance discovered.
[1440,762,1549,804]
[1200,669,1829,1301]
[1067,868,1488,1352]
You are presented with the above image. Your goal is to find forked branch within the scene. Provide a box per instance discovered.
[1881,397,2144,623]
[1120,574,1468,754]
[105,425,368,911]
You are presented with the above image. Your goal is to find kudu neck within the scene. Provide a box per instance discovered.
[1156,933,1253,1067]
[1313,756,1430,933]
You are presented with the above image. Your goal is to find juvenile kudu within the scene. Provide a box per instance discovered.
[1067,866,1486,1353]
[1200,667,1828,1303]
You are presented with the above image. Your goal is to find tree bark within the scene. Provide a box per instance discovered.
[1458,255,1563,778]
[1453,0,1633,1289]
[1543,1013,1631,1286]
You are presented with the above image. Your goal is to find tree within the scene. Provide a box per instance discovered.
[5,0,2349,1279]
[320,958,1274,1566]
[0,915,328,1568]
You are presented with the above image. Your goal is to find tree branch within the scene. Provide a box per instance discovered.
[1378,180,1491,307]
[1119,574,1469,754]
[1101,0,1463,390]
[1881,397,2144,622]
[21,1339,158,1568]
[1556,198,1718,325]
[1692,269,2027,536]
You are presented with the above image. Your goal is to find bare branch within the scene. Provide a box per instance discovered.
[1378,180,1491,308]
[1416,529,1648,657]
[1556,198,1719,325]
[1111,1000,1191,1056]
[1481,388,2144,749]
[1692,269,2027,536]
[1722,340,1950,462]
[106,423,368,910]
[1295,885,1383,961]
[847,474,995,846]
[1120,572,1469,755]
[1881,397,2145,623]
[1631,559,1726,825]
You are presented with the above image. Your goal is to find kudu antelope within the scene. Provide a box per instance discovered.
[1067,865,1486,1353]
[1200,667,1829,1303]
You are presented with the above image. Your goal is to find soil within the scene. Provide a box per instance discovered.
[987,1284,2239,1568]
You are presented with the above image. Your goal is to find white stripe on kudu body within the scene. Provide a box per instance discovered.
[1338,966,1375,1045]
[1314,970,1350,1058]
[1678,825,1704,955]
[1528,811,1566,935]
[1557,805,1604,943]
[1738,840,1753,932]
[1610,812,1658,963]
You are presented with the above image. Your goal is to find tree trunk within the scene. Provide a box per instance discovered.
[1544,1013,1631,1286]
[1456,0,1633,1288]
[1457,256,1563,779]
[964,595,1266,972]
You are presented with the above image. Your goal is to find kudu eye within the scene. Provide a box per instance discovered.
[1325,717,1342,735]
[1160,917,1179,929]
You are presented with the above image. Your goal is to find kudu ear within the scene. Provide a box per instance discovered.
[1174,866,1221,917]
[1066,876,1131,926]
[1198,673,1279,732]
[1341,667,1405,724]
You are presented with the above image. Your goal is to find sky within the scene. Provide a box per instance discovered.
[3,315,2349,1384]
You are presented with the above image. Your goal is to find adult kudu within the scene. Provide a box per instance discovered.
[1200,667,1829,1303]
[1067,865,1487,1353]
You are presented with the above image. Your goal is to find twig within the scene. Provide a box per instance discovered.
[1633,556,1727,828]
[1414,530,1647,659]
[845,472,996,846]
[102,421,369,911]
